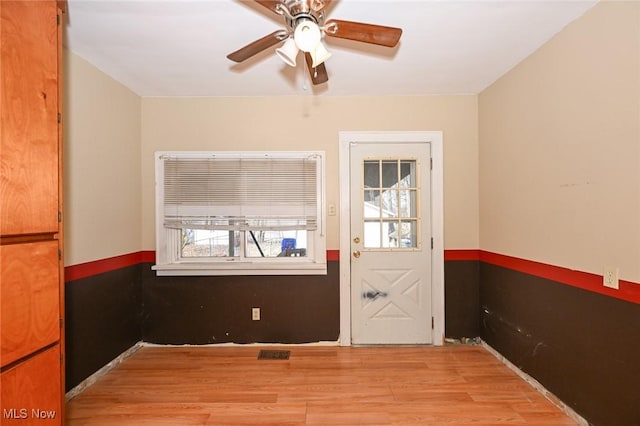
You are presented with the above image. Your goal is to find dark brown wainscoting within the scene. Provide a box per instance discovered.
[480,263,640,426]
[65,264,142,391]
[445,260,480,338]
[141,259,482,345]
[141,262,341,345]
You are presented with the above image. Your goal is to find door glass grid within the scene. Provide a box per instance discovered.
[363,159,419,249]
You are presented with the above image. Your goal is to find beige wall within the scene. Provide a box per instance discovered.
[140,95,479,250]
[63,51,142,265]
[479,1,640,281]
[63,52,479,261]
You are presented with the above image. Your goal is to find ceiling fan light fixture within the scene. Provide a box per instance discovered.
[310,41,331,67]
[294,20,322,52]
[275,37,299,66]
[227,1,403,86]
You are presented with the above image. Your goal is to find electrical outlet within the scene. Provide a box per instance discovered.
[603,267,619,290]
[252,307,260,321]
[328,204,336,216]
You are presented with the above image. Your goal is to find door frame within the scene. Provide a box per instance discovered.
[338,131,444,346]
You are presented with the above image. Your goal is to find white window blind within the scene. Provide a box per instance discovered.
[161,154,320,231]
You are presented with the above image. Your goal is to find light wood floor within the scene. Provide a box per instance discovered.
[66,345,577,425]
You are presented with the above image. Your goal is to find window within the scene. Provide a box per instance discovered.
[362,158,420,249]
[153,151,326,275]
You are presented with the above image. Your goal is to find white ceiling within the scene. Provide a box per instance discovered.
[64,0,597,97]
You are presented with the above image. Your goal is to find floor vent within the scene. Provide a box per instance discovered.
[258,350,290,360]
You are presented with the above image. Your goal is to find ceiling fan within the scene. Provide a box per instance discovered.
[227,0,402,85]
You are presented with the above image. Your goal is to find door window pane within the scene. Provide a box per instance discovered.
[399,160,416,188]
[381,160,398,189]
[383,220,399,248]
[399,190,417,218]
[399,220,418,248]
[364,221,381,248]
[364,161,379,188]
[364,189,380,218]
[381,189,399,217]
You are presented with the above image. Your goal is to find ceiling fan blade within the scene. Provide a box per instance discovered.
[305,52,328,85]
[227,30,288,63]
[254,0,283,15]
[324,19,402,47]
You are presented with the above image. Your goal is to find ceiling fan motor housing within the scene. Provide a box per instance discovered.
[280,0,326,30]
[283,0,327,16]
[285,0,312,16]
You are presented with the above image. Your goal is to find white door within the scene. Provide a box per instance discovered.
[350,141,432,345]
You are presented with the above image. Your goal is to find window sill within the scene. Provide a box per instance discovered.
[152,261,327,276]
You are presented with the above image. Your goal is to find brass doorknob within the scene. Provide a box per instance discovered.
[353,237,360,244]
[353,250,361,258]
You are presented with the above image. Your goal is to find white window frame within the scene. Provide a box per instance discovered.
[153,151,327,276]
